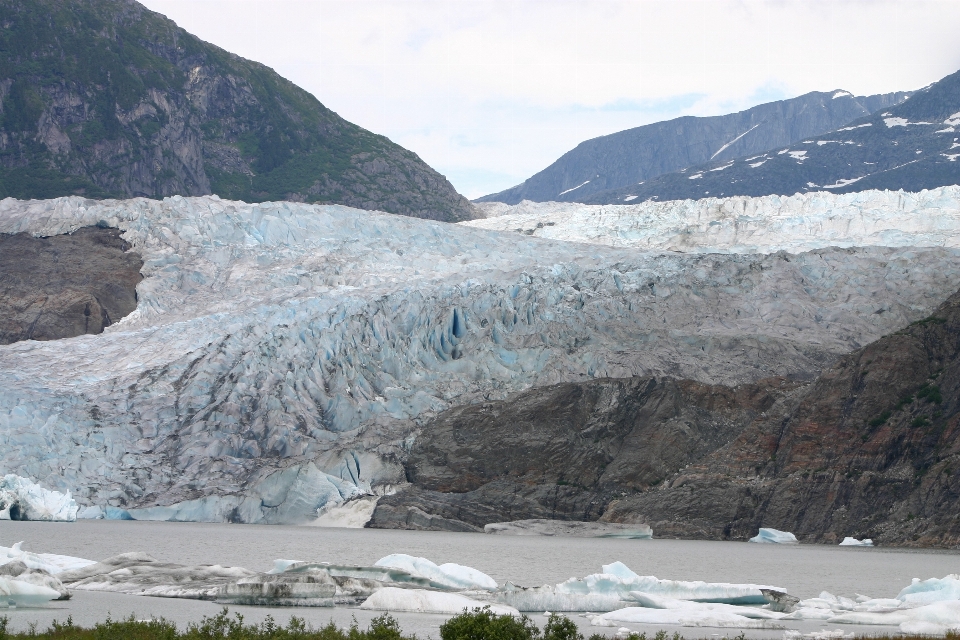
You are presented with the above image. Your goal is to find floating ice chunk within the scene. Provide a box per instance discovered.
[897,575,960,604]
[217,574,336,606]
[628,592,786,620]
[593,606,783,629]
[0,577,60,606]
[829,600,960,628]
[749,528,798,544]
[0,541,94,575]
[361,587,518,615]
[374,554,498,590]
[555,563,783,605]
[497,583,627,612]
[839,537,873,546]
[268,559,306,575]
[0,475,77,521]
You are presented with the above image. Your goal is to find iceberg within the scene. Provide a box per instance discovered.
[360,587,517,615]
[749,528,798,544]
[838,537,873,546]
[553,562,785,605]
[0,475,78,521]
[828,599,960,632]
[591,607,783,629]
[0,577,61,607]
[897,575,960,605]
[0,541,94,575]
[628,592,786,620]
[497,583,627,612]
[4,195,960,523]
[217,575,336,606]
[374,554,498,590]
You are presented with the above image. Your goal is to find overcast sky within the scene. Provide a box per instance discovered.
[139,0,960,199]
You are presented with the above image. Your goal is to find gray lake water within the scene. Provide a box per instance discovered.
[2,521,958,638]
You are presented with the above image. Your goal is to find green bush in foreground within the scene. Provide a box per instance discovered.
[1,609,959,640]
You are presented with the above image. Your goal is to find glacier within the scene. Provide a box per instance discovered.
[3,194,960,522]
[467,187,960,254]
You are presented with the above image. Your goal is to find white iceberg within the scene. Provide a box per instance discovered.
[554,562,784,605]
[838,537,873,547]
[498,583,627,612]
[360,587,517,615]
[374,554,498,590]
[0,475,77,521]
[828,599,960,633]
[749,528,798,544]
[628,592,786,620]
[0,577,60,606]
[0,541,94,575]
[897,575,960,605]
[591,606,783,629]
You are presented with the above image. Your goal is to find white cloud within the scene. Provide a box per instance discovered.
[140,0,960,198]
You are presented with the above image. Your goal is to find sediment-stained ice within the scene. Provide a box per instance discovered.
[0,541,94,574]
[374,554,498,590]
[0,475,78,521]
[360,587,517,615]
[465,187,960,255]
[749,528,798,544]
[4,196,960,522]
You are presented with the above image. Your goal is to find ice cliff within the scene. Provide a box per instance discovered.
[1,194,960,523]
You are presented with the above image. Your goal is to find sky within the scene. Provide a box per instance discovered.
[138,0,960,199]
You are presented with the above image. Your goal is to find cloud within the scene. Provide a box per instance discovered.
[141,0,960,198]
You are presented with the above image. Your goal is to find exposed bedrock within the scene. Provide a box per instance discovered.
[375,288,960,547]
[370,376,804,531]
[2,196,960,523]
[0,226,142,344]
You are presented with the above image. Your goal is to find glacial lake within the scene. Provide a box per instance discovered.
[1,521,958,637]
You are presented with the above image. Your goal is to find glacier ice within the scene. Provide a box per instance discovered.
[0,541,94,575]
[897,575,960,605]
[749,528,798,544]
[360,586,518,615]
[3,195,960,522]
[0,577,61,607]
[374,554,498,590]
[0,475,78,521]
[467,187,960,255]
[591,607,783,629]
[309,496,380,528]
[838,537,873,547]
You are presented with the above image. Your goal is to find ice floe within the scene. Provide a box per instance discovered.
[591,607,783,629]
[374,554,498,590]
[0,541,94,575]
[838,537,873,547]
[0,475,77,522]
[749,528,798,544]
[897,575,960,605]
[0,577,61,607]
[361,587,518,615]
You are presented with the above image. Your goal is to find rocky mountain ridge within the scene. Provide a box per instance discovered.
[476,90,910,205]
[0,0,475,221]
[581,69,960,204]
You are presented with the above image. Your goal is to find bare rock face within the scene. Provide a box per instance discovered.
[370,376,800,530]
[0,226,142,344]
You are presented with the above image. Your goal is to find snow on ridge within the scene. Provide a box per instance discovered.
[558,180,590,196]
[3,195,960,524]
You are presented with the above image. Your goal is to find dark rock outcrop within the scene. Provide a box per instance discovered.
[370,376,800,530]
[374,287,960,547]
[0,226,142,343]
[0,0,476,222]
[476,90,910,204]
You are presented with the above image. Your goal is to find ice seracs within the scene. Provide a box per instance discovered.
[0,475,78,521]
[749,528,798,544]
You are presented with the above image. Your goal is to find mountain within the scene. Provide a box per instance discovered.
[475,90,910,205]
[373,285,960,547]
[0,0,475,221]
[584,70,960,204]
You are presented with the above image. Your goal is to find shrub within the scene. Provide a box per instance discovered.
[439,608,539,640]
